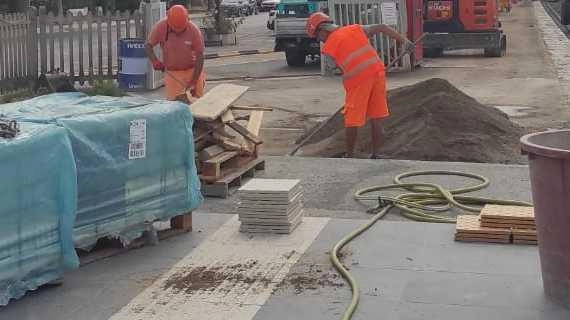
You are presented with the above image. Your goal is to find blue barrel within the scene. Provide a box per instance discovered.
[118,38,148,92]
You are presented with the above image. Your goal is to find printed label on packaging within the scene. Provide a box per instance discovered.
[129,119,146,159]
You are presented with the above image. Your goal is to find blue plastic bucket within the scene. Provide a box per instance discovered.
[118,38,148,92]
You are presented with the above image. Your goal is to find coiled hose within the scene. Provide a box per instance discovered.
[331,170,533,320]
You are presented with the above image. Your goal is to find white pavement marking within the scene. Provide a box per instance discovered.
[534,2,570,107]
[108,216,330,320]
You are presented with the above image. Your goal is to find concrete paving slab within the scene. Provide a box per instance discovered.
[254,218,568,319]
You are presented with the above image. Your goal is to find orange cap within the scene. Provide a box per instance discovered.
[167,5,189,32]
[306,12,332,38]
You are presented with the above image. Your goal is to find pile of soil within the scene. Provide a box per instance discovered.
[299,78,526,164]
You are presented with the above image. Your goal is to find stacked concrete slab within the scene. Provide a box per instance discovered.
[237,179,303,234]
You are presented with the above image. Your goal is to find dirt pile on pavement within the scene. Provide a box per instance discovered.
[299,78,526,164]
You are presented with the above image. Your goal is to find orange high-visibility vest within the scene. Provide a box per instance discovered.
[321,25,384,90]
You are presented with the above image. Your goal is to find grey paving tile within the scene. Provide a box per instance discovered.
[394,302,537,320]
[253,295,348,320]
[401,270,544,309]
[415,241,541,275]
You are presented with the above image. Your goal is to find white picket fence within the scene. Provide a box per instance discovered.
[0,6,146,93]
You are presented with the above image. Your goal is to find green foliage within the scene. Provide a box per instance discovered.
[82,80,126,97]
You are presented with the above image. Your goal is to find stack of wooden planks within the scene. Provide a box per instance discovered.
[188,83,271,198]
[455,205,537,245]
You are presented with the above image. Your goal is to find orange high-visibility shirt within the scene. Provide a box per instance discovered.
[321,25,384,90]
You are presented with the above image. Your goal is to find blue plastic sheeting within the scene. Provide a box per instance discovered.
[0,123,79,306]
[1,93,203,249]
[59,102,203,249]
[0,92,153,123]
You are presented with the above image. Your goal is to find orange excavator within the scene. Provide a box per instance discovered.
[423,0,507,57]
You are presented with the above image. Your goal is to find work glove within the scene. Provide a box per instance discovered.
[152,60,165,71]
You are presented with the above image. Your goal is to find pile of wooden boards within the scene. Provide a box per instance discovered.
[187,83,271,198]
[237,179,304,234]
[455,205,537,245]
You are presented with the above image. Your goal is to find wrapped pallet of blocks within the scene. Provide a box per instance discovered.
[0,123,79,305]
[1,93,203,249]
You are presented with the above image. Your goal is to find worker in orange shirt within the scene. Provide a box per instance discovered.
[145,5,206,100]
[306,12,413,158]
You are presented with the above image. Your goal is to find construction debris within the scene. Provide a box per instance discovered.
[188,84,269,198]
[237,179,304,234]
[298,78,526,164]
[455,205,537,245]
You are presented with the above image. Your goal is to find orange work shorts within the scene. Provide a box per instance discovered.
[165,68,206,101]
[343,73,389,127]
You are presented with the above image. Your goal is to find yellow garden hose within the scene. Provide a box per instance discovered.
[331,170,533,320]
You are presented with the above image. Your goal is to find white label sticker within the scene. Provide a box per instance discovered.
[381,2,398,26]
[129,119,147,160]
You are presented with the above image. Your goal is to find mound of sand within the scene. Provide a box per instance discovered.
[298,78,526,164]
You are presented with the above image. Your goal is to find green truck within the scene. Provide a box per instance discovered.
[273,0,328,66]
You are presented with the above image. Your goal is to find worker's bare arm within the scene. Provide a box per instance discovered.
[144,42,159,63]
[192,51,205,82]
[363,24,407,43]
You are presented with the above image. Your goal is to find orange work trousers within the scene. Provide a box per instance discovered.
[343,73,389,127]
[165,68,206,101]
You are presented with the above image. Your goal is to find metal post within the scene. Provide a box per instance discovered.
[143,0,166,90]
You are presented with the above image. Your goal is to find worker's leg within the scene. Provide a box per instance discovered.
[343,83,373,157]
[370,118,384,157]
[165,69,206,100]
[345,127,358,157]
[164,71,186,101]
[367,73,390,157]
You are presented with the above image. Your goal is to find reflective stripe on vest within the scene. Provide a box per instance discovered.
[339,44,376,70]
[342,55,382,81]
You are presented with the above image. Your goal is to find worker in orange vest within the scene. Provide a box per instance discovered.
[306,12,414,158]
[145,5,206,100]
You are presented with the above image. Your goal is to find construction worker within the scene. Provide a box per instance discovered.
[145,5,206,100]
[306,12,414,158]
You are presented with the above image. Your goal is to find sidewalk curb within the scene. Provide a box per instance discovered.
[205,49,275,60]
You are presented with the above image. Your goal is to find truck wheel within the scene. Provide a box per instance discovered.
[286,48,306,67]
[423,48,443,58]
[485,36,507,57]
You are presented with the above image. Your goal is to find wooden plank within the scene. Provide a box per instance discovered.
[77,14,85,82]
[227,121,263,145]
[171,213,193,232]
[221,110,235,123]
[69,15,75,78]
[97,17,103,76]
[247,111,264,136]
[49,20,55,72]
[39,8,47,74]
[106,12,112,76]
[205,151,239,164]
[201,158,265,198]
[87,13,94,78]
[198,145,225,161]
[231,105,274,112]
[190,84,249,121]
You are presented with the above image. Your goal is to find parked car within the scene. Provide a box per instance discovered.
[260,0,280,12]
[221,0,249,17]
[267,10,276,30]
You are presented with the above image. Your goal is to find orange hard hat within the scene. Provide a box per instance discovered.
[167,5,189,32]
[306,12,332,38]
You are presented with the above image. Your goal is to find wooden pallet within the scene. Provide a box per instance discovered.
[201,158,266,198]
[78,212,193,266]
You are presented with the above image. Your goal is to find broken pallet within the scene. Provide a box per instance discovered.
[201,158,266,198]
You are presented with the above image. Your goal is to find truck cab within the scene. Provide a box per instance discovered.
[274,0,328,66]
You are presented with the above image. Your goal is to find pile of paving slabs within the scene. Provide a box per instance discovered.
[481,205,537,245]
[237,179,303,234]
[455,205,537,245]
